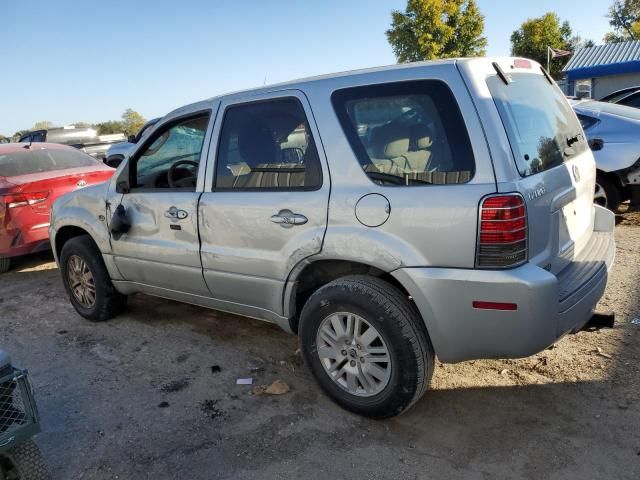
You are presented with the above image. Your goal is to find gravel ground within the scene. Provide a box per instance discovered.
[1,213,639,480]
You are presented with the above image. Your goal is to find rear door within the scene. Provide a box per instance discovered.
[198,91,330,318]
[461,59,596,274]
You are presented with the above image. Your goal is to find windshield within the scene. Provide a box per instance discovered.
[0,148,99,177]
[488,73,588,177]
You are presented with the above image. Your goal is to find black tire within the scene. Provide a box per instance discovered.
[0,257,10,274]
[0,439,50,480]
[298,275,434,418]
[595,174,621,212]
[60,235,127,321]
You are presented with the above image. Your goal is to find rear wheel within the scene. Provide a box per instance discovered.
[0,257,10,274]
[60,235,127,321]
[0,439,50,480]
[298,275,434,418]
[594,174,621,211]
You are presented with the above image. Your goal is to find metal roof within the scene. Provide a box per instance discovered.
[563,41,640,80]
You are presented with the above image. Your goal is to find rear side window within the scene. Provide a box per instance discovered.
[0,148,99,177]
[488,73,588,177]
[214,98,322,190]
[332,80,475,186]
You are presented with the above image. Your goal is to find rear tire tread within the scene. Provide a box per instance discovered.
[1,439,50,480]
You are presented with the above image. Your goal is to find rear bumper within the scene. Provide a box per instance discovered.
[0,222,51,258]
[393,205,616,363]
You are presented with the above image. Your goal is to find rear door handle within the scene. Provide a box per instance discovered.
[165,206,188,220]
[271,209,308,228]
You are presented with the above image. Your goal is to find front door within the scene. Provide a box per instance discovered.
[198,92,330,318]
[110,111,213,296]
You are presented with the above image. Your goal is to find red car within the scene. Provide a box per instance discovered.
[0,143,114,272]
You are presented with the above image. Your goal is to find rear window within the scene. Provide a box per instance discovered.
[332,80,475,186]
[488,73,588,177]
[0,148,99,177]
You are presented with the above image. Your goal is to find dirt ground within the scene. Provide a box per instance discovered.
[1,211,639,480]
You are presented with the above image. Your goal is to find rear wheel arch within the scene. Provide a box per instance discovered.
[286,259,416,333]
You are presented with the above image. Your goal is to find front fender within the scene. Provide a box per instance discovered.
[50,183,112,262]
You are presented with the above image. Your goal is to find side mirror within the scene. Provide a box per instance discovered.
[588,138,604,151]
[110,204,131,234]
[127,134,136,143]
[106,156,124,168]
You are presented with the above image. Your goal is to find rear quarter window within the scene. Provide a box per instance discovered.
[331,80,475,186]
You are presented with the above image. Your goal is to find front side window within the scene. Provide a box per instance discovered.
[332,80,475,186]
[214,98,322,190]
[488,73,588,177]
[132,114,209,190]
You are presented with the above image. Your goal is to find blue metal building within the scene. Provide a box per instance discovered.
[563,40,640,99]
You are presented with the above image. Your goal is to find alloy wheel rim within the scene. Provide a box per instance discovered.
[594,183,608,208]
[67,255,96,308]
[315,312,392,397]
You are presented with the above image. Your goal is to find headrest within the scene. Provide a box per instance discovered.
[237,119,278,168]
[371,123,410,159]
[384,137,410,158]
[411,124,433,150]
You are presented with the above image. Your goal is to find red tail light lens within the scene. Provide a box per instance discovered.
[476,194,527,268]
[2,192,49,209]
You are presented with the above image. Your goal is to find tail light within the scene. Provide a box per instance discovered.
[476,193,527,268]
[1,192,49,209]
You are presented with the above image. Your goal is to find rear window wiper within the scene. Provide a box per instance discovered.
[492,62,511,86]
[566,132,584,147]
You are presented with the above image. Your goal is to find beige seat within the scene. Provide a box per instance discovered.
[367,123,411,174]
[402,125,433,172]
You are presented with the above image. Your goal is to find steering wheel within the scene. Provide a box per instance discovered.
[168,160,199,188]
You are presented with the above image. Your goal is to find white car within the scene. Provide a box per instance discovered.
[572,100,640,210]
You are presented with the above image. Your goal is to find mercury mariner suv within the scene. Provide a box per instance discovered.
[49,58,615,418]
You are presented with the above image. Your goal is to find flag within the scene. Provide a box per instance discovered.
[550,48,572,58]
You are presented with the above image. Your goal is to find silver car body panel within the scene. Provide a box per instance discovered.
[572,100,640,180]
[50,58,616,361]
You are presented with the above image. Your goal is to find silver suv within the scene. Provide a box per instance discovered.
[50,58,616,418]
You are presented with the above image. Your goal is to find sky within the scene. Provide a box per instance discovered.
[0,0,612,135]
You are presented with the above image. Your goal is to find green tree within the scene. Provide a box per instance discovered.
[510,13,574,78]
[386,0,487,62]
[96,120,126,135]
[605,0,640,42]
[71,121,93,129]
[32,121,55,131]
[121,109,146,137]
[12,130,29,141]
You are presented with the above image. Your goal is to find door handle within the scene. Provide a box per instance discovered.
[271,209,308,228]
[165,206,188,220]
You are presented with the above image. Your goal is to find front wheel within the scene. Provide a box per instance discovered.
[0,439,50,480]
[298,275,434,418]
[60,235,127,321]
